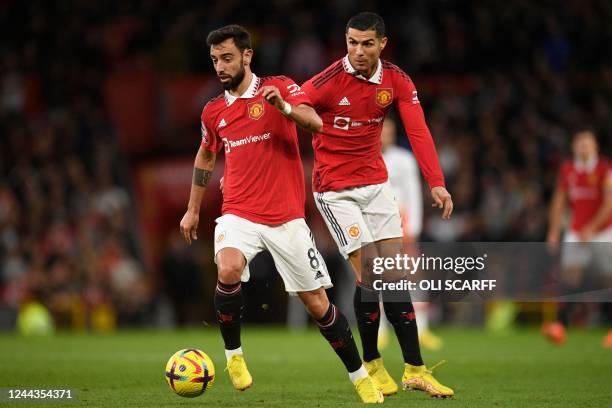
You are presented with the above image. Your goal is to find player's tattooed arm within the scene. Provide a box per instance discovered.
[191,147,216,189]
[180,146,216,244]
[193,168,212,187]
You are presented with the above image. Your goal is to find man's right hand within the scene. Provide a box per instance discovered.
[431,186,453,219]
[180,210,199,244]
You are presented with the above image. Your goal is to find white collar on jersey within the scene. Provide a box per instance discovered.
[224,73,260,106]
[342,55,383,84]
[574,156,598,172]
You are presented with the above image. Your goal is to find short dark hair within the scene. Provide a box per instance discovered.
[346,12,385,38]
[573,127,596,139]
[206,24,252,52]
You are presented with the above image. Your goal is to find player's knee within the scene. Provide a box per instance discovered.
[217,263,243,284]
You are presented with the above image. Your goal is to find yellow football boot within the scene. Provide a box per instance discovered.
[377,328,390,350]
[402,360,454,398]
[354,375,384,403]
[363,357,399,395]
[226,355,253,391]
[419,329,443,351]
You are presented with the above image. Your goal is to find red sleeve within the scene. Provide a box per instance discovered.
[200,105,222,152]
[300,78,323,110]
[275,76,312,107]
[394,72,446,189]
[557,162,569,191]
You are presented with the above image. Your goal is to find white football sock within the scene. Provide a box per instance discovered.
[348,365,369,383]
[225,347,243,361]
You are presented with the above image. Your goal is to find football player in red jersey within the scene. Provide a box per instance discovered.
[544,129,612,347]
[302,13,454,397]
[179,25,383,403]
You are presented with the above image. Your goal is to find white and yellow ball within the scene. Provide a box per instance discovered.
[165,348,215,397]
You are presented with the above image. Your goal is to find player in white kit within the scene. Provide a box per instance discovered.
[380,116,443,351]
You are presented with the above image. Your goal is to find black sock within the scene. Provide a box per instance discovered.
[214,281,243,350]
[316,304,363,373]
[557,303,572,327]
[601,302,612,326]
[383,301,424,366]
[354,285,381,362]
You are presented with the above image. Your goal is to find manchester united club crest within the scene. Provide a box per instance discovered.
[248,101,265,120]
[346,223,361,239]
[587,172,599,185]
[376,88,393,107]
[216,231,226,243]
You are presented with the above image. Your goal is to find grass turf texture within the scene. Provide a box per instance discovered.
[0,327,610,407]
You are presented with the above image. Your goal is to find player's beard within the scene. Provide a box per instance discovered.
[223,62,246,91]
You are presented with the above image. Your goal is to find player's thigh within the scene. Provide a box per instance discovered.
[375,236,403,257]
[313,190,373,259]
[375,237,408,282]
[347,246,378,284]
[362,182,403,243]
[348,237,405,287]
[260,218,333,295]
[214,214,265,283]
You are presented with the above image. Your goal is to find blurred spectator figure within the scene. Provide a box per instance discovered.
[543,130,612,347]
[161,231,203,326]
[380,117,443,351]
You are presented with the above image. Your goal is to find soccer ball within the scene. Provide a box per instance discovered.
[164,348,215,397]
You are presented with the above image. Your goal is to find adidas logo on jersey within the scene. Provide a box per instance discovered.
[314,270,324,280]
[338,97,350,106]
[218,118,227,128]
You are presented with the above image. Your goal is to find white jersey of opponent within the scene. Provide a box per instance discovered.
[383,145,423,237]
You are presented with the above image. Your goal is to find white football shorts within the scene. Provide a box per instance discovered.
[213,214,332,295]
[561,226,612,273]
[314,181,403,259]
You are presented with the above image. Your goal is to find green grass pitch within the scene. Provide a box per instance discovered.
[0,327,610,407]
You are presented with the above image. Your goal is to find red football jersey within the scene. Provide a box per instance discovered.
[558,157,612,232]
[301,56,445,192]
[200,74,311,225]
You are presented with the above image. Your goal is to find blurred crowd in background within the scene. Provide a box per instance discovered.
[0,0,611,330]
